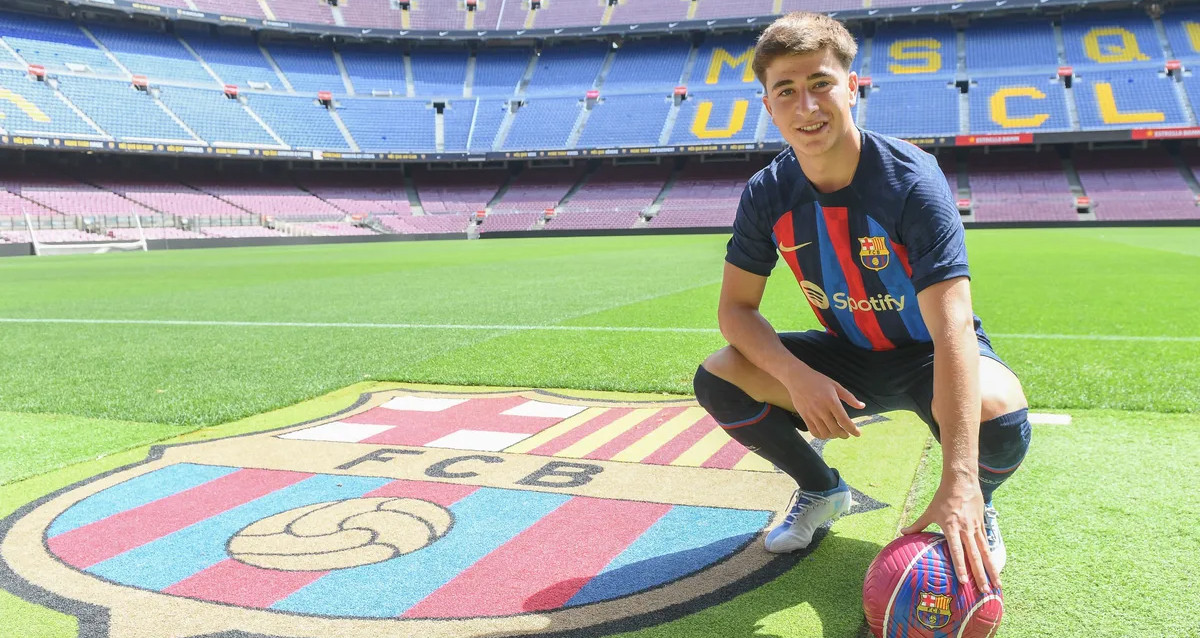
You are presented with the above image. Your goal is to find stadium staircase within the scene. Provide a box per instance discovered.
[1061,152,1096,221]
[403,172,425,215]
[1052,22,1083,131]
[463,53,477,98]
[176,36,225,86]
[79,25,132,79]
[258,44,295,92]
[1169,149,1200,197]
[332,49,356,96]
[555,161,599,211]
[639,161,681,225]
[953,154,975,223]
[327,103,362,152]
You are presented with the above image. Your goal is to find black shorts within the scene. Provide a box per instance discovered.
[778,330,1011,439]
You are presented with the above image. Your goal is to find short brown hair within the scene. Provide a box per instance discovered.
[752,12,857,86]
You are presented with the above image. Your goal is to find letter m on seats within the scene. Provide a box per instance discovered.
[705,47,756,85]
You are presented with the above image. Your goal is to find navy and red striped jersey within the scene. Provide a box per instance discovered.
[725,129,987,351]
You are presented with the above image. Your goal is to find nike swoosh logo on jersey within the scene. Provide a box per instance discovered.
[778,242,813,252]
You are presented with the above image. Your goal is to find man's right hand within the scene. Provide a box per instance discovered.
[785,365,865,439]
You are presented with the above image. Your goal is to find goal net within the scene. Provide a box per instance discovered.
[25,213,148,256]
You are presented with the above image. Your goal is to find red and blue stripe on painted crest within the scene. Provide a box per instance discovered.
[45,463,771,618]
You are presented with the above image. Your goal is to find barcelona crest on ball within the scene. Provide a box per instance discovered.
[858,236,890,271]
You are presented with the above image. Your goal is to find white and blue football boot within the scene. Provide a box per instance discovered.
[764,476,853,553]
[984,503,1006,574]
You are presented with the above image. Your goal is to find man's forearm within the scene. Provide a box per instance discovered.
[932,320,982,483]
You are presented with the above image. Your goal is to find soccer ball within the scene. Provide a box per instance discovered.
[862,532,1003,638]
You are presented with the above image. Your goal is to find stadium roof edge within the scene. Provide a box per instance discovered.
[0,0,1154,44]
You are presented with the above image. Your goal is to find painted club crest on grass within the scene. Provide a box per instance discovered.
[0,386,889,638]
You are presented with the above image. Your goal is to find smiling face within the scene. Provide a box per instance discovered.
[761,47,859,164]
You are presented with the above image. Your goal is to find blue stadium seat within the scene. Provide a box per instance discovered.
[1180,75,1200,119]
[604,40,692,91]
[0,68,101,137]
[246,94,351,150]
[502,97,582,150]
[525,42,607,96]
[266,43,343,94]
[472,48,532,97]
[1162,8,1200,62]
[1073,70,1186,129]
[464,99,509,152]
[182,34,281,88]
[870,23,957,79]
[685,35,759,92]
[56,76,197,141]
[441,99,478,152]
[864,80,959,136]
[86,24,215,85]
[409,48,468,97]
[338,98,436,151]
[669,90,764,145]
[0,12,122,76]
[1062,12,1165,68]
[338,45,407,96]
[969,76,1071,133]
[156,86,279,146]
[964,19,1058,74]
[577,94,672,148]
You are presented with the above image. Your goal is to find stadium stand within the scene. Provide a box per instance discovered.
[502,97,584,150]
[293,170,412,215]
[338,98,437,152]
[1061,11,1165,69]
[606,0,691,26]
[870,22,957,79]
[245,93,351,150]
[670,90,764,145]
[603,39,692,91]
[183,173,346,219]
[969,76,1072,134]
[192,0,265,19]
[490,164,586,213]
[473,47,534,96]
[0,69,103,138]
[963,19,1059,74]
[54,76,200,142]
[562,163,670,215]
[265,42,345,94]
[86,23,216,85]
[1074,148,1200,221]
[338,0,401,29]
[478,211,544,233]
[577,94,674,148]
[409,48,469,97]
[865,80,960,137]
[338,45,408,96]
[181,33,282,88]
[650,159,758,228]
[1072,70,1188,130]
[268,0,336,26]
[0,13,124,76]
[1162,9,1200,62]
[525,42,608,96]
[156,85,282,146]
[88,173,251,218]
[966,150,1077,223]
[411,167,508,214]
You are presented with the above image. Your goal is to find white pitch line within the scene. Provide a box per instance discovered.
[2,316,1200,340]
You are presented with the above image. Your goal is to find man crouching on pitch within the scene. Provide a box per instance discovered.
[692,12,1031,594]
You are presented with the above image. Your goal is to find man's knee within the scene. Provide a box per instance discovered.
[693,363,760,424]
[980,358,1028,421]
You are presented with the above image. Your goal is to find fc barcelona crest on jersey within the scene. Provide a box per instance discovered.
[858,236,890,271]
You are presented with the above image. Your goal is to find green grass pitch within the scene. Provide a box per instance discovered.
[0,226,1197,637]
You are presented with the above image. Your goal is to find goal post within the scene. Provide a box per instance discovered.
[25,212,148,256]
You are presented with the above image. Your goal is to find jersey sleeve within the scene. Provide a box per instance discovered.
[898,168,971,293]
[724,183,778,277]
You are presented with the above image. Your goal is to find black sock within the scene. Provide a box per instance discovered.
[693,365,838,492]
[977,408,1032,504]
